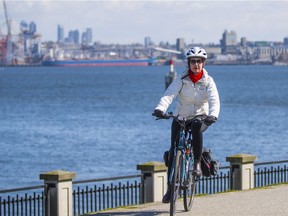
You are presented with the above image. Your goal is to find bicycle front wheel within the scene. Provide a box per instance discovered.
[183,165,198,211]
[170,150,183,216]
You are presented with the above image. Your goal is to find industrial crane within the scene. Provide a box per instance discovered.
[2,0,12,64]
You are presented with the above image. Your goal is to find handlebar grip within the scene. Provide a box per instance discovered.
[152,111,174,119]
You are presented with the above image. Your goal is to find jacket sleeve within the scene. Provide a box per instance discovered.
[207,77,220,118]
[154,75,183,112]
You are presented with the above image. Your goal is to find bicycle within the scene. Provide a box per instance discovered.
[153,112,200,216]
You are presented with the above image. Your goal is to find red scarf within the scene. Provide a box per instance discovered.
[189,69,203,83]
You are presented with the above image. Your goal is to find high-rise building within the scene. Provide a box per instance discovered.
[221,30,237,46]
[220,30,238,54]
[20,20,29,33]
[240,37,247,47]
[29,21,37,34]
[176,38,185,51]
[144,37,151,47]
[86,28,93,44]
[20,20,37,34]
[81,28,93,45]
[67,30,80,44]
[57,25,64,43]
[81,32,87,45]
[284,37,288,46]
[73,30,80,44]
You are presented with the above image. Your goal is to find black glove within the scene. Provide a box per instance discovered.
[153,109,165,118]
[204,116,217,126]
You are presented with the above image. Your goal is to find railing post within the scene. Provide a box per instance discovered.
[137,161,167,203]
[226,154,257,190]
[40,170,76,216]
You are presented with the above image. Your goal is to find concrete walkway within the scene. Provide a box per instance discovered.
[91,184,288,216]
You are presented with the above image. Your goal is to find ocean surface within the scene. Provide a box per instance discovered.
[0,65,288,189]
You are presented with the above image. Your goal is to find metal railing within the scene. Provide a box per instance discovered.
[72,174,143,216]
[1,160,288,216]
[197,168,230,195]
[254,160,288,188]
[0,185,45,216]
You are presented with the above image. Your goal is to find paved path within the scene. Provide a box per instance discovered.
[90,184,288,216]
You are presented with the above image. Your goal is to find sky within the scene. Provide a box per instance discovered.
[1,0,288,45]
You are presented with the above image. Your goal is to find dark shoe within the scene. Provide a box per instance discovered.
[193,160,202,177]
[162,185,171,203]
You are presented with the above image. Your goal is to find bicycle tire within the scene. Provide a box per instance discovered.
[170,150,182,216]
[183,159,197,211]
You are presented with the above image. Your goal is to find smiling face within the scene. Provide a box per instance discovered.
[188,57,204,74]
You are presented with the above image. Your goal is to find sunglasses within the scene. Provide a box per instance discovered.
[189,59,203,64]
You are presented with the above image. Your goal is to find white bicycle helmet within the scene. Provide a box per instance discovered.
[186,47,207,59]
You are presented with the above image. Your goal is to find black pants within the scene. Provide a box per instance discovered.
[167,117,208,182]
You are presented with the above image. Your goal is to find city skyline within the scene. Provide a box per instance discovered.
[57,24,93,44]
[1,1,288,45]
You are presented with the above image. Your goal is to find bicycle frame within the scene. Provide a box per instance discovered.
[169,120,193,187]
[153,111,200,215]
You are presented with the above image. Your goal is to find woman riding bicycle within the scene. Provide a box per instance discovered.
[153,47,220,203]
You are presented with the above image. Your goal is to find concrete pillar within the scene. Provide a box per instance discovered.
[40,170,76,216]
[226,154,257,190]
[137,161,167,203]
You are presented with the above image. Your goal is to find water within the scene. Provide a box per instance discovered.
[1,65,288,189]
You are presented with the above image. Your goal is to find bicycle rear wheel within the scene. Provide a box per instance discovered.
[170,150,182,216]
[183,169,198,211]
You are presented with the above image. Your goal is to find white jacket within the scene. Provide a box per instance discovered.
[155,69,220,120]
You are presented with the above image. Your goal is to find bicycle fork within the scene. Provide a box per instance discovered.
[169,130,191,185]
[182,131,193,186]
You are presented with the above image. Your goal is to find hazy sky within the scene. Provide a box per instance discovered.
[1,0,288,44]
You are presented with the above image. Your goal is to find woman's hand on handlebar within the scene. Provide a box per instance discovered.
[152,109,165,118]
[204,115,217,126]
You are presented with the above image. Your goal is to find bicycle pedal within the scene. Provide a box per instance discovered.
[180,182,189,189]
[192,177,200,182]
[180,185,188,190]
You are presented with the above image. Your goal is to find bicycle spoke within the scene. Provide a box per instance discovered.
[170,150,182,216]
[183,161,198,212]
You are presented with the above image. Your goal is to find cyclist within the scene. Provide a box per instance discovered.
[153,47,220,203]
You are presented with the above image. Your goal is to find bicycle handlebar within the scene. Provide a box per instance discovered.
[152,111,204,128]
[152,111,176,120]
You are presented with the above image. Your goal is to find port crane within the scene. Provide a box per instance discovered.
[1,0,12,64]
[1,0,28,65]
